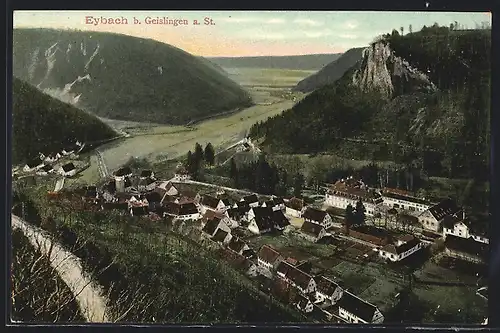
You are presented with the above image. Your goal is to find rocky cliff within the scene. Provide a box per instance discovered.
[352,42,436,98]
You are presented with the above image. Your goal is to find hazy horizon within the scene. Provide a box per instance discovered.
[14,11,491,57]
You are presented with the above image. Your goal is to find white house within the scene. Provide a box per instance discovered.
[300,221,327,242]
[58,162,77,177]
[284,197,304,217]
[128,195,149,208]
[23,157,45,172]
[43,153,62,163]
[442,212,489,244]
[378,235,424,262]
[324,179,383,216]
[200,195,231,214]
[36,164,54,176]
[257,245,283,272]
[302,207,333,229]
[247,207,275,235]
[262,197,286,212]
[315,276,343,304]
[276,261,317,295]
[337,291,384,324]
[381,188,432,214]
[293,294,314,313]
[418,198,461,233]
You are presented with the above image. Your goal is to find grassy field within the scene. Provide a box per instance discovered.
[223,67,316,88]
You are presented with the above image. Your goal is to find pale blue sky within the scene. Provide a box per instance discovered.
[14,11,491,56]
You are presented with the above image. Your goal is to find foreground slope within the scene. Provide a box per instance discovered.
[13,28,252,125]
[250,26,490,180]
[293,47,364,92]
[12,78,117,164]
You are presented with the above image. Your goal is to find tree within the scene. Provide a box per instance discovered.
[409,24,413,34]
[293,173,304,198]
[400,26,404,36]
[345,204,355,233]
[204,143,215,166]
[194,142,204,162]
[229,158,239,187]
[354,200,366,225]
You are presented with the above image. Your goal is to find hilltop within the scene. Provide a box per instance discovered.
[293,47,364,92]
[13,28,252,125]
[12,77,117,164]
[250,26,490,181]
[207,53,342,71]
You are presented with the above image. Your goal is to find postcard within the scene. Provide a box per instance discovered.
[10,10,490,325]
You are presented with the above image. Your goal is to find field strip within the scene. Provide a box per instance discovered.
[11,215,111,323]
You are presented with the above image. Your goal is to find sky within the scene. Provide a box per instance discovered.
[13,11,491,57]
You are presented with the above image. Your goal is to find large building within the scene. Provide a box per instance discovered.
[324,178,383,216]
[381,187,432,214]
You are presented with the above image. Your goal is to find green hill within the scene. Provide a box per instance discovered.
[293,47,364,92]
[13,28,252,125]
[250,25,490,181]
[207,53,342,71]
[12,77,117,164]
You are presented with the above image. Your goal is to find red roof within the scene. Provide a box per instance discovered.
[258,245,282,264]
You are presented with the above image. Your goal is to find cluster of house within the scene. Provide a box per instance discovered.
[22,141,84,177]
[256,245,384,323]
[322,178,489,260]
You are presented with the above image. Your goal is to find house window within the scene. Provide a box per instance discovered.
[391,254,395,259]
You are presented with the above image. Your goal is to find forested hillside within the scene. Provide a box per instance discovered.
[250,25,490,182]
[13,28,252,125]
[12,78,117,164]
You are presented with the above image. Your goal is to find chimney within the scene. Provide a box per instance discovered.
[462,210,466,220]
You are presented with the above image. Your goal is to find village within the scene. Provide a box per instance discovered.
[12,142,490,324]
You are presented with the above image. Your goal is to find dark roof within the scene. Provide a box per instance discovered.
[258,245,282,264]
[277,260,295,276]
[272,210,290,228]
[337,292,378,323]
[285,197,304,211]
[138,177,156,187]
[272,197,285,205]
[442,214,463,229]
[104,180,116,194]
[115,167,132,177]
[164,202,180,215]
[445,234,488,259]
[178,188,199,200]
[264,200,274,207]
[329,180,382,203]
[61,163,76,172]
[381,238,422,255]
[26,157,43,168]
[428,199,461,221]
[40,164,53,172]
[228,237,247,253]
[179,202,199,215]
[387,208,398,215]
[284,264,314,291]
[315,276,341,296]
[252,207,275,231]
[303,207,328,222]
[382,191,431,205]
[227,207,247,220]
[131,205,149,216]
[242,194,259,203]
[201,195,221,209]
[202,218,220,236]
[202,209,225,222]
[84,186,98,198]
[301,221,325,238]
[124,177,132,188]
[212,229,229,243]
[140,170,153,178]
[145,191,162,203]
[220,248,255,272]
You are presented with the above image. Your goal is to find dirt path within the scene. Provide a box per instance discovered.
[11,215,111,323]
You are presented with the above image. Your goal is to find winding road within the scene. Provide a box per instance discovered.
[11,215,110,323]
